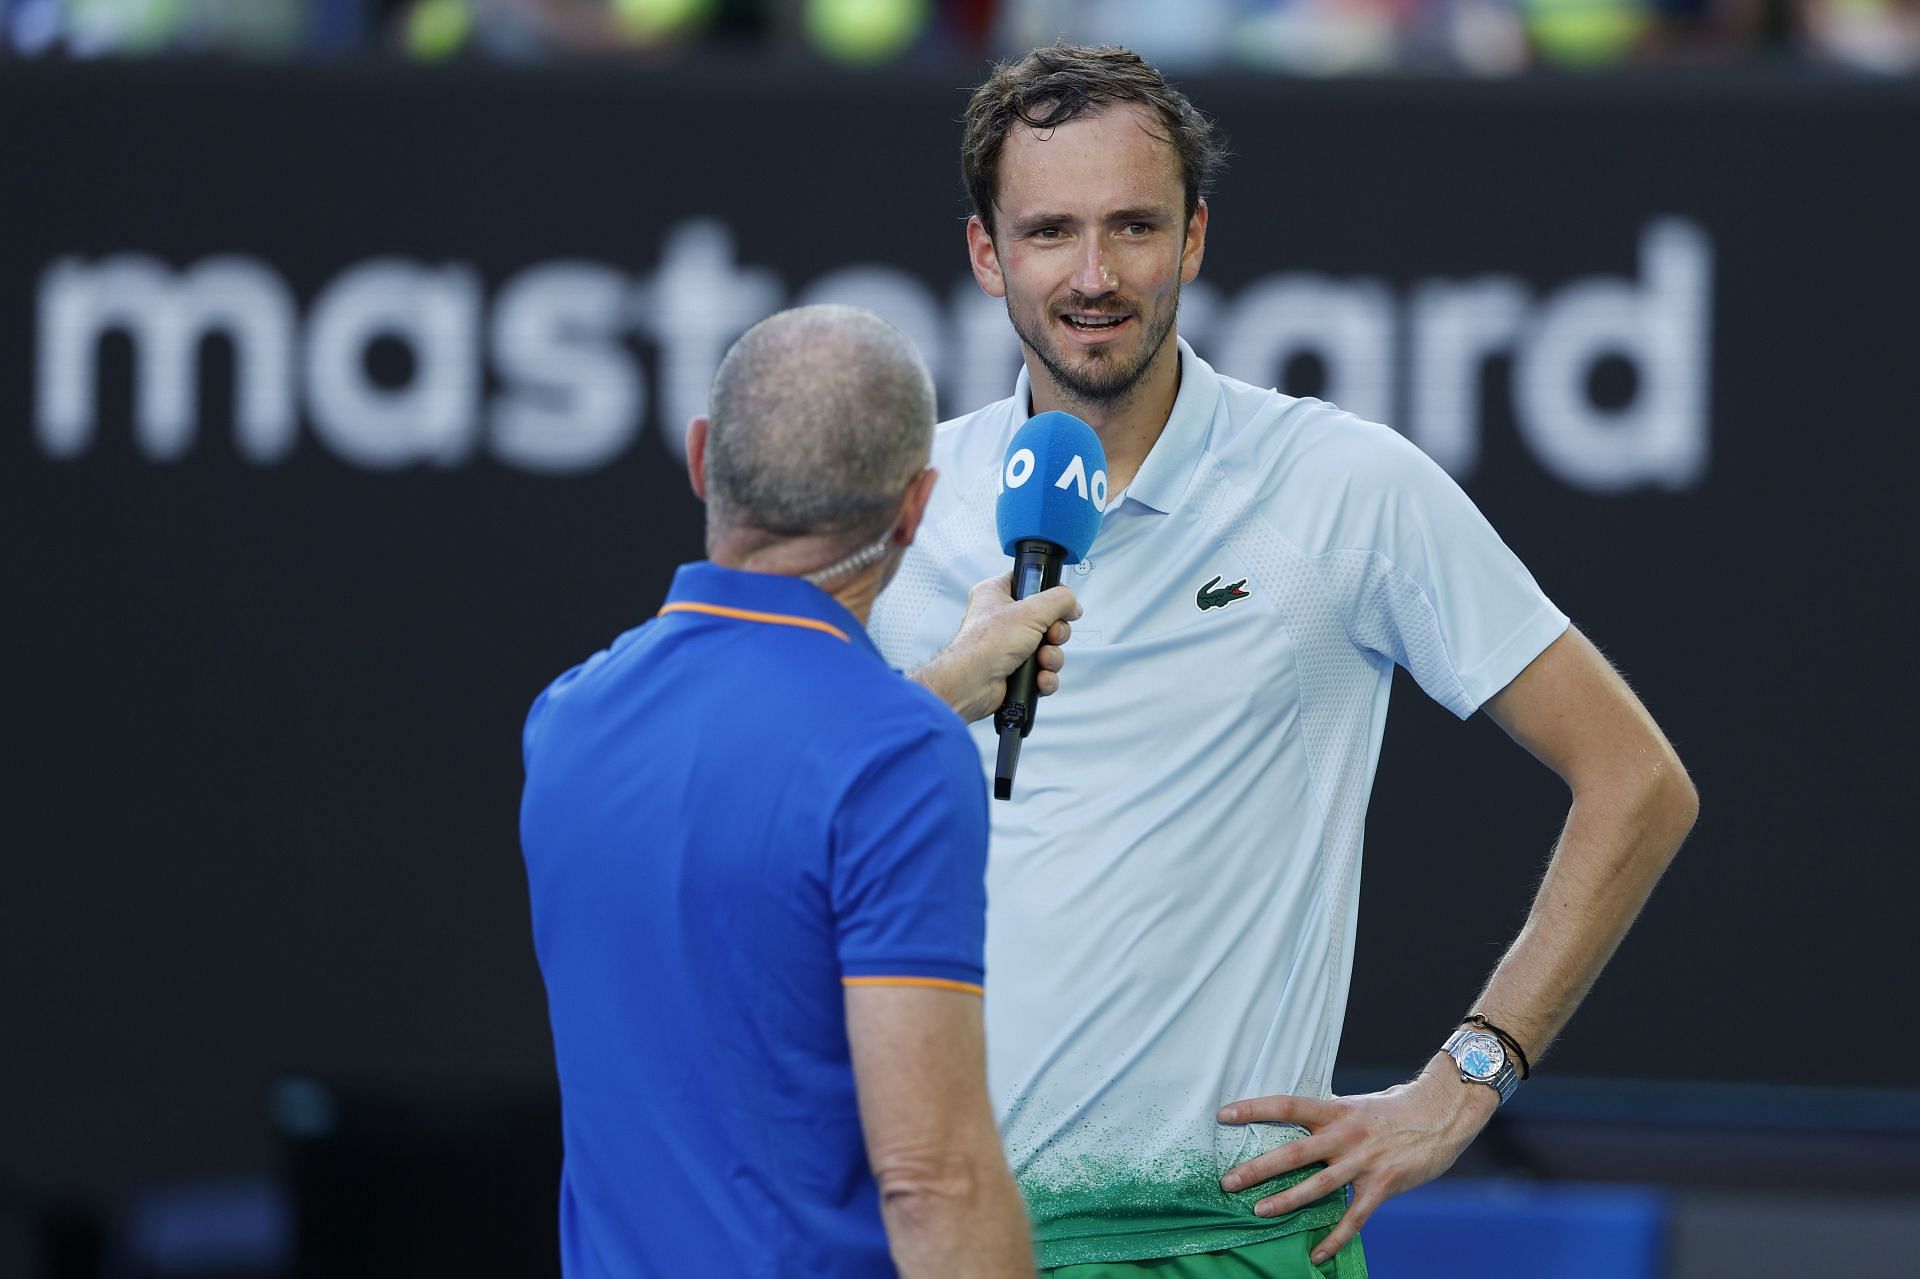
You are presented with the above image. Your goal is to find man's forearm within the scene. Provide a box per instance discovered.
[849,985,1036,1277]
[1214,631,1698,1266]
[878,1151,1034,1278]
[1466,626,1700,1065]
[910,647,998,724]
[1468,759,1698,1062]
[906,576,1079,723]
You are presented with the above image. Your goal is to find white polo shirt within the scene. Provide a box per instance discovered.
[871,339,1568,1267]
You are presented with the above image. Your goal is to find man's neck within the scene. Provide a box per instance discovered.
[709,531,887,626]
[1025,335,1182,495]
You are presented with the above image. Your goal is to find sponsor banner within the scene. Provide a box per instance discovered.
[1,65,1916,1198]
[28,214,1710,493]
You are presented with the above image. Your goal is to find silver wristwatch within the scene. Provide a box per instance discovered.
[1444,1028,1520,1106]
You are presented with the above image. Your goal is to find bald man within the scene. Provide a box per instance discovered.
[519,306,1077,1278]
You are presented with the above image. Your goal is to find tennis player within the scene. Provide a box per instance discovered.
[872,45,1699,1277]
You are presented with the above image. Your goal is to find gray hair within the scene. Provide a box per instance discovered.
[704,305,936,541]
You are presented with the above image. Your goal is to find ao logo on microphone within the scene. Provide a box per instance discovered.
[1001,446,1109,513]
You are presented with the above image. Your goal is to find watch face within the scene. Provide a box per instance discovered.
[1457,1032,1506,1081]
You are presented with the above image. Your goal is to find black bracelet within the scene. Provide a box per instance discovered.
[1462,1014,1532,1080]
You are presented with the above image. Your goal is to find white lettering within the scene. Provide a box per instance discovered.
[1173,278,1221,353]
[1054,452,1089,499]
[947,279,1023,418]
[640,221,780,462]
[1214,275,1394,425]
[1090,469,1109,511]
[1513,219,1712,493]
[798,265,948,394]
[26,219,1715,492]
[305,260,481,469]
[1004,447,1035,489]
[36,254,297,462]
[1407,277,1529,479]
[490,263,643,474]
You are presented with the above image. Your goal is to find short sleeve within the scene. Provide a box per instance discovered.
[1309,420,1569,718]
[829,710,990,991]
[522,685,554,771]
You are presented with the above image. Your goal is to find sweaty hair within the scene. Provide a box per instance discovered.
[962,42,1227,240]
[704,305,935,543]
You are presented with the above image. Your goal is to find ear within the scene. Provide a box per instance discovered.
[685,416,709,500]
[893,467,940,549]
[966,216,1007,299]
[1180,200,1209,285]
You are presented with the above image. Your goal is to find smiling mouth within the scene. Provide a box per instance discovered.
[1061,313,1132,334]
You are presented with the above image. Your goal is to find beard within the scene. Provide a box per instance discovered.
[1006,285,1180,408]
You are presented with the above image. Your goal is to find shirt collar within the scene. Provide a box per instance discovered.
[1010,336,1220,516]
[661,561,883,662]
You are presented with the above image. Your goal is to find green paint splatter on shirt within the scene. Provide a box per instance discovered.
[1018,1146,1348,1268]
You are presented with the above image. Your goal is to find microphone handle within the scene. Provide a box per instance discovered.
[993,538,1064,801]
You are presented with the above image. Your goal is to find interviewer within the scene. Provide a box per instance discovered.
[519,304,1078,1277]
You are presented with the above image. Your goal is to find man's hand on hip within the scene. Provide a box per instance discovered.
[1215,1054,1499,1264]
[913,574,1081,723]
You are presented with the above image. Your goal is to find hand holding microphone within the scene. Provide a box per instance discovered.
[915,575,1080,725]
[909,412,1103,792]
[990,411,1108,799]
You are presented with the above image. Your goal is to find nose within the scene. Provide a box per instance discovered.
[1071,239,1116,297]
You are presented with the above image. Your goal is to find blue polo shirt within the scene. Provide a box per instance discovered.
[520,561,990,1278]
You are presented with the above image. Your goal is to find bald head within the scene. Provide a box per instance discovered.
[704,306,936,547]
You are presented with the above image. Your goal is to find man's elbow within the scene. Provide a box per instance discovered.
[1645,741,1699,854]
[872,1145,988,1221]
[1669,762,1700,836]
[1581,735,1697,866]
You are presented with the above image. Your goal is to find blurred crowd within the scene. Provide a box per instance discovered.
[1,0,1916,72]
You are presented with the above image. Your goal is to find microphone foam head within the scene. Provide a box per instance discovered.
[995,411,1109,564]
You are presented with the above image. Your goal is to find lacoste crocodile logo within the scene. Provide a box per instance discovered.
[1196,575,1252,611]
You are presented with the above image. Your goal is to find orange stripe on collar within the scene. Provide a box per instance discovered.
[658,601,850,643]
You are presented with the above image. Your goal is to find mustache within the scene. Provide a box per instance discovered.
[1055,293,1133,315]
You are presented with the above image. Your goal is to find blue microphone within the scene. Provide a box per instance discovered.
[992,411,1109,800]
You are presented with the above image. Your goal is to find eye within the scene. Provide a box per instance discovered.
[1033,226,1064,241]
[1121,222,1152,236]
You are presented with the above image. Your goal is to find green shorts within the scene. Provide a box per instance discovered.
[1039,1227,1367,1279]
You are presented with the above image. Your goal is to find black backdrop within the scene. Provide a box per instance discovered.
[2,63,1916,1206]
